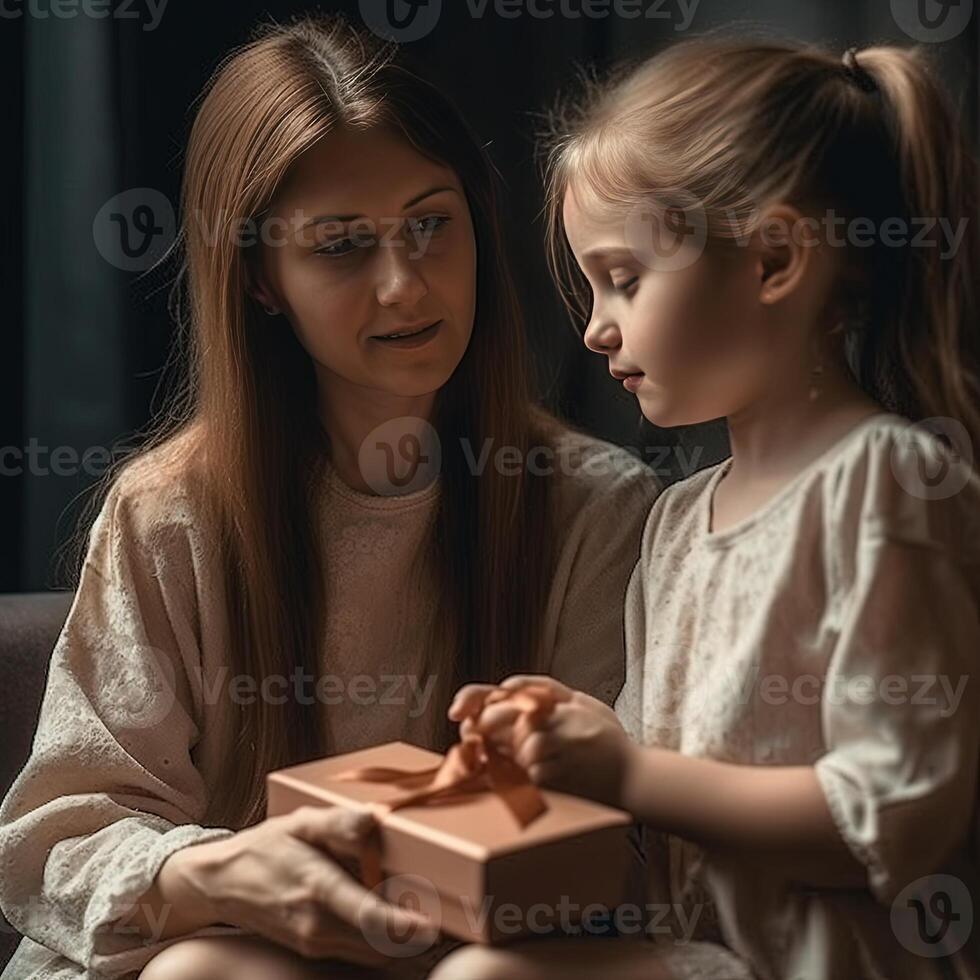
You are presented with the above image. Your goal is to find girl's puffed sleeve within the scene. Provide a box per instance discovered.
[813,423,980,907]
[0,471,243,978]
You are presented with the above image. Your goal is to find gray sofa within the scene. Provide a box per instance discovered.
[0,591,75,972]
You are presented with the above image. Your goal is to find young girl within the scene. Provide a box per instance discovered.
[443,37,980,980]
[0,14,660,980]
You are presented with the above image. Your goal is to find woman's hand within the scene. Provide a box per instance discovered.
[448,674,639,809]
[165,805,441,966]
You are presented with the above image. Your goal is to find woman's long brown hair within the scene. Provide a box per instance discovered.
[541,37,980,460]
[64,13,562,829]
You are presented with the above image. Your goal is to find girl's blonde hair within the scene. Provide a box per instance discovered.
[65,13,563,829]
[543,38,980,458]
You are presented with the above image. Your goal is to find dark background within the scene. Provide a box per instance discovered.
[2,0,977,591]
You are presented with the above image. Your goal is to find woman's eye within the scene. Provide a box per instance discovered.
[316,238,360,257]
[408,215,451,236]
[613,275,639,292]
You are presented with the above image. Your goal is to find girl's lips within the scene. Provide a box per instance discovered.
[623,374,644,392]
[371,320,443,349]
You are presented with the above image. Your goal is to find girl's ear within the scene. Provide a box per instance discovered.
[754,204,815,306]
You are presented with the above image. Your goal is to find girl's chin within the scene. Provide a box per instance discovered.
[635,393,714,429]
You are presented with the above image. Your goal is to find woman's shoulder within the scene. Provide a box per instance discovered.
[93,431,217,557]
[544,422,662,517]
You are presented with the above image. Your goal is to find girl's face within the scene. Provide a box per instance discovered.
[562,182,784,427]
[250,125,477,400]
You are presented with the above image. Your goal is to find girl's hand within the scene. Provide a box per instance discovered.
[166,806,441,965]
[449,674,638,809]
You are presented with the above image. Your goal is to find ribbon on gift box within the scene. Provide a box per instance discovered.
[331,683,559,889]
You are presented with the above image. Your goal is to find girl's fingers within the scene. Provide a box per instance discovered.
[472,701,524,736]
[447,683,498,720]
[499,674,576,702]
[514,729,560,773]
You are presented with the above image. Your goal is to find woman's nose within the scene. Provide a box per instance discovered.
[583,311,622,354]
[376,239,429,308]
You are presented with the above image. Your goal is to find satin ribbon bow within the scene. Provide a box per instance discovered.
[331,683,559,889]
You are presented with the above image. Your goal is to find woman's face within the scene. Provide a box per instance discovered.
[562,182,782,428]
[250,125,477,400]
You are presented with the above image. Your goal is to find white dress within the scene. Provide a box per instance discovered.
[617,411,980,979]
[0,427,662,980]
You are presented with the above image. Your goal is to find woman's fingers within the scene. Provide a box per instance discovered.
[328,873,441,950]
[287,805,377,861]
[284,817,441,959]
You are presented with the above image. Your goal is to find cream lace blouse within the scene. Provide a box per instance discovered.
[618,412,980,980]
[0,427,660,979]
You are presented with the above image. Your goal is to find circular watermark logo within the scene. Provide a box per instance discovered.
[624,189,708,273]
[358,416,442,496]
[890,417,973,501]
[95,633,178,731]
[359,873,442,957]
[892,873,973,957]
[92,188,175,272]
[358,0,443,41]
[891,0,974,42]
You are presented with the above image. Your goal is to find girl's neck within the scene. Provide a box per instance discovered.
[724,360,884,485]
[316,371,439,496]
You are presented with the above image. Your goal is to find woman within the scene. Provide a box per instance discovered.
[0,13,659,980]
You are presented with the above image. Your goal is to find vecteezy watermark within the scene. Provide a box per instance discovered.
[750,210,970,260]
[204,210,450,261]
[889,417,975,501]
[356,417,703,492]
[644,661,972,735]
[0,440,126,477]
[92,197,451,271]
[93,188,176,272]
[359,877,711,956]
[891,0,974,42]
[892,874,973,957]
[621,197,971,273]
[0,0,168,31]
[76,628,441,730]
[220,669,438,717]
[624,190,709,273]
[357,0,700,42]
[359,417,442,496]
[8,892,182,945]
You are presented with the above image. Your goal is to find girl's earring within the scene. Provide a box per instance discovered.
[809,317,847,402]
[808,356,825,402]
[263,305,280,316]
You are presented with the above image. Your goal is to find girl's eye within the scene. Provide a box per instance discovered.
[613,275,639,293]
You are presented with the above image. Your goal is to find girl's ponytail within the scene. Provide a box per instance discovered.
[858,46,980,459]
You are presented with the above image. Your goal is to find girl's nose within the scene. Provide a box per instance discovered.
[376,240,429,308]
[583,310,622,354]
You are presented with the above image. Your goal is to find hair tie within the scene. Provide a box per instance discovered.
[842,47,879,95]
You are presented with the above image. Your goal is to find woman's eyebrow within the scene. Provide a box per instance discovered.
[300,186,458,229]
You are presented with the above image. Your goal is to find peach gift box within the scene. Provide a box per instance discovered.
[266,739,633,944]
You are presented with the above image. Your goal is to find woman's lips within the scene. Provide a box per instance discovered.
[371,320,443,349]
[622,373,644,392]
